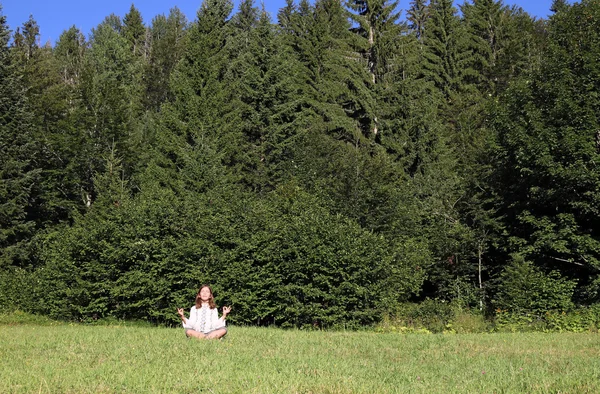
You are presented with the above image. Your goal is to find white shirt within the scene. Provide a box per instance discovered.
[182,304,226,333]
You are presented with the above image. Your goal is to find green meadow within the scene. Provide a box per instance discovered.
[1,315,600,393]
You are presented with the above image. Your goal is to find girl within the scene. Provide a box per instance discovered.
[177,285,231,339]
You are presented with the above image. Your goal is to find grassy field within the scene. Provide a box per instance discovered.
[1,317,600,393]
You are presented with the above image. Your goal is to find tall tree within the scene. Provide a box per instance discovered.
[147,0,234,195]
[490,0,600,303]
[462,0,540,95]
[421,0,474,104]
[144,7,187,111]
[407,0,429,41]
[347,0,406,139]
[77,15,144,206]
[0,6,39,267]
[122,4,147,58]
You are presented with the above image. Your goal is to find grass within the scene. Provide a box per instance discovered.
[1,314,600,393]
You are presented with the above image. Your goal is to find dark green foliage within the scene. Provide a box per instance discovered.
[407,0,429,40]
[422,0,471,102]
[35,179,423,325]
[0,267,35,312]
[144,8,187,110]
[122,4,146,57]
[278,0,375,143]
[0,8,39,267]
[490,0,600,303]
[347,0,404,85]
[461,0,540,95]
[3,0,600,328]
[214,189,424,328]
[493,256,576,315]
[79,17,144,194]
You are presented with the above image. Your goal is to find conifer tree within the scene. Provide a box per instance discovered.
[145,7,187,111]
[78,15,144,205]
[122,4,147,58]
[0,7,39,267]
[41,26,89,217]
[216,0,277,190]
[462,0,538,95]
[14,18,88,227]
[422,0,472,103]
[148,0,234,195]
[280,0,375,143]
[407,0,429,41]
[347,0,405,139]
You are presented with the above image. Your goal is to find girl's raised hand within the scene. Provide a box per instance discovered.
[222,306,232,317]
[177,308,185,318]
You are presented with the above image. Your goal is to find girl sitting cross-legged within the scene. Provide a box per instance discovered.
[177,285,231,340]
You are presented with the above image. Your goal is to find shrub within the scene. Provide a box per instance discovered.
[492,256,576,316]
[493,305,600,332]
[385,300,455,333]
[0,268,35,312]
[448,311,490,333]
[33,186,424,328]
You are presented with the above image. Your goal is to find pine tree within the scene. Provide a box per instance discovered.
[13,18,88,227]
[122,4,147,58]
[216,0,274,190]
[148,0,234,195]
[462,0,539,95]
[144,7,188,111]
[0,7,39,267]
[78,15,144,205]
[421,0,472,103]
[42,26,90,216]
[347,0,405,139]
[279,0,375,143]
[407,0,429,41]
[550,0,569,13]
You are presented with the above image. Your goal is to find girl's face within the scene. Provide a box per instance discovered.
[199,287,212,302]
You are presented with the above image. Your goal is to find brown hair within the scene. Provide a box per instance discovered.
[195,285,217,309]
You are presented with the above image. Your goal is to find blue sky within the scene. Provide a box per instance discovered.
[2,0,557,46]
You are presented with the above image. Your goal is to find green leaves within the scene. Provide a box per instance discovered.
[3,0,600,325]
[490,0,600,302]
[493,256,576,314]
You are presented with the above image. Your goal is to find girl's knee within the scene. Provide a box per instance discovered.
[207,328,227,339]
[185,329,206,339]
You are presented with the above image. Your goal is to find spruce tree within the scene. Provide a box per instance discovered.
[78,15,144,205]
[145,7,187,111]
[421,0,473,103]
[347,0,405,139]
[0,7,39,267]
[407,0,429,41]
[148,0,234,195]
[122,4,147,58]
[462,0,539,95]
[13,18,86,227]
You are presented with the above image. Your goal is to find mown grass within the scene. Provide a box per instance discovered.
[1,314,599,393]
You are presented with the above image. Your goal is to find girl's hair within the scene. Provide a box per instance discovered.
[195,285,217,309]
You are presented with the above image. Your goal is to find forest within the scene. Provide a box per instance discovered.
[1,0,599,330]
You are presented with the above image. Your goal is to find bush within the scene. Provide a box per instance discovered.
[448,311,490,333]
[0,310,59,326]
[0,268,35,313]
[493,305,600,332]
[33,186,424,328]
[384,300,455,333]
[492,256,576,316]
